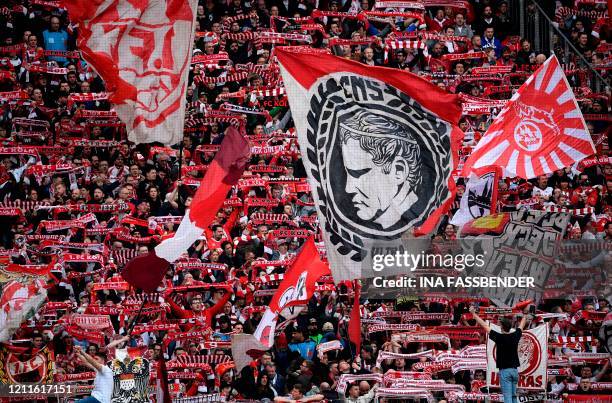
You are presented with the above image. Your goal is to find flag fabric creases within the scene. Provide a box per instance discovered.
[463,55,596,179]
[276,48,463,282]
[62,0,199,145]
[121,127,250,292]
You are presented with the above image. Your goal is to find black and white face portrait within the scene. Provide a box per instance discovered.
[304,73,452,259]
[339,110,421,228]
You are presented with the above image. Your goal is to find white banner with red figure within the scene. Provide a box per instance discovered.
[486,324,548,390]
[463,55,596,179]
[63,0,198,145]
[0,262,53,343]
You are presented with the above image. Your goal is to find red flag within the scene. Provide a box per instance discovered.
[63,0,198,145]
[463,55,596,179]
[122,127,250,292]
[156,357,171,403]
[253,236,331,347]
[348,280,361,354]
[513,299,533,311]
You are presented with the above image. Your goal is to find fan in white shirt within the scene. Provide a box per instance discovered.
[74,346,114,403]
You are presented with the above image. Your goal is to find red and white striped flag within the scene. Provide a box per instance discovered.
[121,127,250,292]
[463,55,596,179]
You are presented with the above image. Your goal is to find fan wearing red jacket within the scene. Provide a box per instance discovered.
[166,283,233,331]
[205,209,240,251]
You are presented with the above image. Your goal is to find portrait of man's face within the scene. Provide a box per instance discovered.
[342,138,406,221]
[339,110,420,229]
[300,73,452,274]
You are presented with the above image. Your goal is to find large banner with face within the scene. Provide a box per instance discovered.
[486,324,548,390]
[276,48,463,282]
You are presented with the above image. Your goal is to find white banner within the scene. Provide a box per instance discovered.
[64,0,199,145]
[486,324,548,390]
[450,167,499,226]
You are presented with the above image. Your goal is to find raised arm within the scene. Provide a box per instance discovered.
[299,394,325,402]
[166,293,193,319]
[469,306,491,333]
[75,347,103,372]
[106,335,130,350]
[207,284,233,317]
[594,359,610,382]
[518,314,529,330]
[518,304,536,330]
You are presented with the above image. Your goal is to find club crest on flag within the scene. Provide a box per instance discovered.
[278,271,307,318]
[0,346,54,384]
[487,324,548,390]
[108,356,151,403]
[513,101,559,152]
[464,55,596,179]
[492,331,542,375]
[304,74,455,264]
[64,0,198,145]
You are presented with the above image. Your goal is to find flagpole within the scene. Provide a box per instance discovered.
[177,140,184,181]
[344,317,356,362]
[345,281,359,363]
[125,298,146,336]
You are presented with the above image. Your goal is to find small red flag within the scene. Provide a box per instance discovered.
[253,236,331,347]
[348,280,362,354]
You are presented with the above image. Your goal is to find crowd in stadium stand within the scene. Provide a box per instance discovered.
[0,0,610,401]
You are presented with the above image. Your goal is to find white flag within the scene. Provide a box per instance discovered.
[450,166,500,227]
[64,0,198,145]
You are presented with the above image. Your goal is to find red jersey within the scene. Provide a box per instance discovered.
[167,290,232,331]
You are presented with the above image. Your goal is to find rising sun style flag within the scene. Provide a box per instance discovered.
[463,55,596,179]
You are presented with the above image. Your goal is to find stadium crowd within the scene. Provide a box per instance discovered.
[0,0,610,401]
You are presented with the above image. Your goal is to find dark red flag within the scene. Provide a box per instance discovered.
[156,357,171,403]
[122,126,250,292]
